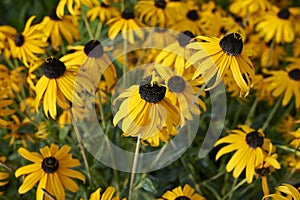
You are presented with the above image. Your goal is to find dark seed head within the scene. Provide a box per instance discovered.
[122,9,135,19]
[168,76,186,93]
[14,34,25,47]
[255,167,271,177]
[44,57,66,79]
[139,75,166,103]
[17,124,36,135]
[49,8,61,21]
[246,131,264,149]
[277,8,290,20]
[178,31,195,47]
[42,157,59,173]
[174,196,191,200]
[288,69,300,81]
[187,10,199,21]
[84,40,103,58]
[101,2,109,8]
[219,33,243,56]
[155,0,166,9]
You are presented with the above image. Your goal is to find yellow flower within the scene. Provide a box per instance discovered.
[107,9,145,44]
[86,1,120,23]
[186,32,255,97]
[113,71,181,139]
[0,98,15,127]
[86,186,124,200]
[0,25,17,59]
[40,8,80,50]
[35,56,82,119]
[256,6,300,43]
[229,0,271,18]
[214,125,267,183]
[0,156,9,196]
[56,0,96,18]
[159,184,205,200]
[264,58,300,109]
[15,144,85,200]
[8,16,48,67]
[263,183,300,200]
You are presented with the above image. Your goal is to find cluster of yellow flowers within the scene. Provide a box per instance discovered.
[0,0,300,199]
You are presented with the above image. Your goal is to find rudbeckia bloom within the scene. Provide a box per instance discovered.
[35,56,82,119]
[83,186,124,200]
[256,6,300,43]
[229,0,271,18]
[263,183,300,200]
[15,144,85,200]
[40,8,80,50]
[170,8,203,35]
[159,184,205,200]
[0,97,15,127]
[264,58,300,109]
[186,32,255,97]
[0,156,9,195]
[8,16,47,67]
[113,72,181,139]
[0,25,17,59]
[56,0,96,18]
[107,9,145,44]
[214,125,267,183]
[135,0,170,27]
[86,1,120,23]
[156,31,195,75]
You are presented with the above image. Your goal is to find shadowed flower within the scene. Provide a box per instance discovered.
[8,16,47,67]
[159,184,205,200]
[186,32,255,97]
[40,7,80,50]
[214,125,268,183]
[0,156,9,195]
[15,144,85,200]
[263,183,300,200]
[229,0,271,18]
[107,9,145,44]
[35,56,83,119]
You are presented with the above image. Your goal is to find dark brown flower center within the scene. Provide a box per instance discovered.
[246,131,264,149]
[155,0,166,9]
[49,8,61,21]
[277,8,290,20]
[168,76,186,93]
[44,57,66,79]
[187,10,199,21]
[178,31,195,47]
[288,69,300,81]
[122,9,135,19]
[84,40,104,58]
[17,124,36,135]
[175,196,191,200]
[139,75,166,103]
[42,157,59,173]
[219,33,243,56]
[14,34,25,47]
[101,2,109,8]
[255,167,271,177]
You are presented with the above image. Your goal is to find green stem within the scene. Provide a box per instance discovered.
[245,97,259,126]
[81,6,94,40]
[94,22,103,39]
[97,90,106,129]
[262,97,282,132]
[201,170,226,185]
[128,134,142,200]
[123,38,128,87]
[221,178,247,200]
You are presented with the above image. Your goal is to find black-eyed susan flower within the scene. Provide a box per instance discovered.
[170,8,203,35]
[229,0,271,18]
[0,64,25,97]
[186,32,255,97]
[0,156,9,195]
[113,71,181,139]
[40,8,80,50]
[256,6,300,43]
[83,186,124,200]
[107,9,144,44]
[290,127,300,149]
[15,144,85,200]
[61,40,117,93]
[56,0,95,18]
[135,0,170,28]
[3,115,36,147]
[156,31,195,75]
[143,125,177,147]
[86,1,120,23]
[35,56,82,119]
[260,43,286,68]
[0,25,17,59]
[264,58,300,109]
[7,16,47,67]
[214,125,268,183]
[164,0,192,26]
[0,98,15,127]
[263,183,300,200]
[159,184,205,200]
